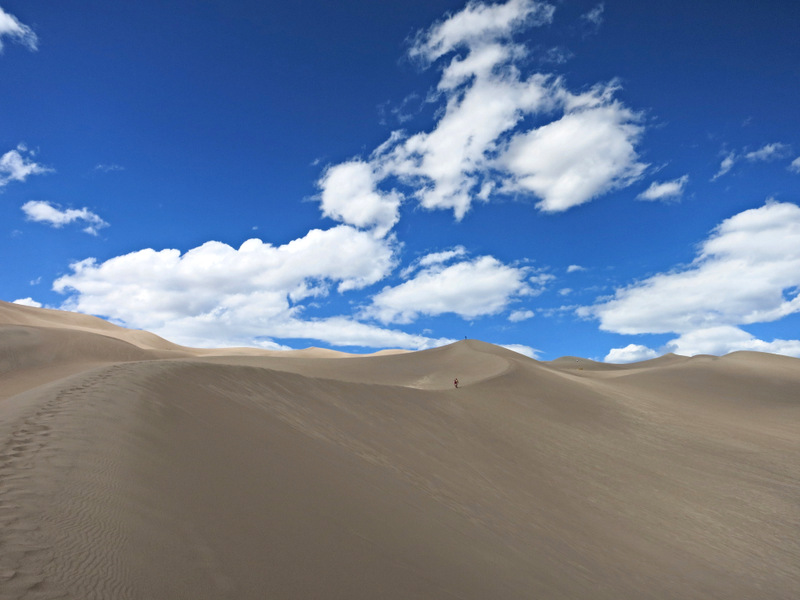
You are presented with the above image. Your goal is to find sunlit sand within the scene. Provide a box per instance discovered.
[1,300,798,599]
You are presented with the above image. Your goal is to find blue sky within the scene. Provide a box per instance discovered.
[2,0,799,361]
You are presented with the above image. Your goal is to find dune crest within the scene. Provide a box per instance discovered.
[1,301,799,599]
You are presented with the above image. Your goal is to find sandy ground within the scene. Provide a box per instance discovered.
[1,299,799,599]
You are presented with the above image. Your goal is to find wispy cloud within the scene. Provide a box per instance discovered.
[790,157,800,173]
[744,142,790,162]
[581,3,605,32]
[0,6,37,52]
[0,145,51,188]
[508,309,534,322]
[637,174,688,202]
[400,246,468,278]
[94,163,125,173]
[712,143,792,181]
[21,200,109,235]
[407,0,555,64]
[540,46,573,65]
[711,151,736,181]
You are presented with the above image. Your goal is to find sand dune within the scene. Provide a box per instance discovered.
[1,300,799,599]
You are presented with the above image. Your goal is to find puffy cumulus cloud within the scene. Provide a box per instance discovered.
[366,254,535,324]
[13,297,42,308]
[664,326,800,358]
[604,343,658,363]
[745,142,791,162]
[52,226,426,349]
[586,201,800,333]
[500,94,646,212]
[408,0,554,63]
[567,264,585,273]
[22,200,109,235]
[790,157,800,173]
[0,6,37,52]
[637,175,688,202]
[319,0,646,224]
[605,326,800,364]
[0,145,51,188]
[317,160,400,236]
[499,343,540,358]
[583,201,800,357]
[377,57,557,219]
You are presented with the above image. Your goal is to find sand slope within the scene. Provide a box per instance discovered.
[1,300,799,599]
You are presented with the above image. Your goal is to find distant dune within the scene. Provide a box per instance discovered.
[1,300,799,599]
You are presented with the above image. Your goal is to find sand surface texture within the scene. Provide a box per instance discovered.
[1,300,799,599]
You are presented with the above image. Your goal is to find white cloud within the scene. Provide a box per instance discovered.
[94,163,125,173]
[0,6,37,52]
[499,343,540,358]
[52,226,428,349]
[377,50,558,219]
[711,152,736,181]
[604,343,658,363]
[665,326,800,358]
[261,316,455,351]
[508,309,534,322]
[712,144,791,182]
[745,142,790,162]
[13,297,42,308]
[789,157,800,173]
[401,246,468,278]
[320,0,646,223]
[22,200,109,235]
[418,246,467,267]
[367,255,534,324]
[567,264,585,273]
[540,46,573,65]
[637,174,688,202]
[318,160,400,236]
[583,201,800,357]
[162,311,455,352]
[581,3,604,29]
[499,94,646,212]
[408,0,554,63]
[0,145,51,188]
